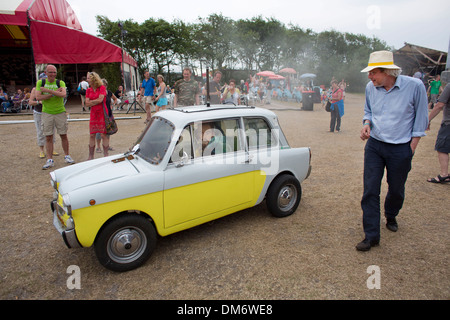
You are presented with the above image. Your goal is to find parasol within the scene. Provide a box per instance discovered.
[268,74,286,80]
[299,73,317,79]
[279,68,297,74]
[256,71,276,77]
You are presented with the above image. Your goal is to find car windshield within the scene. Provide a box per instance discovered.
[133,117,175,165]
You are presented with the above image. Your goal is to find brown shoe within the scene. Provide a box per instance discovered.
[356,239,379,251]
[386,218,398,232]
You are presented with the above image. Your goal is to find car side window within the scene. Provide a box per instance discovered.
[244,117,277,150]
[171,125,193,162]
[192,119,244,158]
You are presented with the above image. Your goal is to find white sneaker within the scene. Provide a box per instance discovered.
[64,155,75,165]
[42,159,54,170]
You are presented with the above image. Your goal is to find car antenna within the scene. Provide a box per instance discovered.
[206,67,210,107]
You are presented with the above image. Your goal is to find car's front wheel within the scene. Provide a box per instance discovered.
[95,214,156,272]
[266,174,302,218]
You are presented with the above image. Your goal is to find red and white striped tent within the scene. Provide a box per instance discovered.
[0,0,136,66]
[1,0,137,88]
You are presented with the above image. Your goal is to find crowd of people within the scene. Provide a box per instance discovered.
[15,66,203,169]
[200,70,249,105]
[4,65,120,169]
[1,87,31,112]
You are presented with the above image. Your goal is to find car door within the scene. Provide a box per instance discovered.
[163,118,256,230]
[244,116,280,175]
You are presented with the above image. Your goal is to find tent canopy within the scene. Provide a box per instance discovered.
[0,0,83,28]
[30,20,137,66]
[0,0,137,66]
[394,42,447,76]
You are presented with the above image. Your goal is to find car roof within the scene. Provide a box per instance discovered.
[155,105,278,127]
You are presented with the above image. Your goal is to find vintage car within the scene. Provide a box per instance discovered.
[50,105,311,271]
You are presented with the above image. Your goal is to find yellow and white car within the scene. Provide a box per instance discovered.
[51,105,311,271]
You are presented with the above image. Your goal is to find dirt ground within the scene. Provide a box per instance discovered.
[0,93,448,300]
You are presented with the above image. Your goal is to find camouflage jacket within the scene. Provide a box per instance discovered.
[174,79,199,106]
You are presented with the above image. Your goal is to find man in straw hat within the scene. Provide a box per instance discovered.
[356,50,428,251]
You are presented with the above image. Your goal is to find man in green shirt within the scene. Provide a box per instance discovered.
[427,74,442,109]
[36,64,75,169]
[173,67,199,107]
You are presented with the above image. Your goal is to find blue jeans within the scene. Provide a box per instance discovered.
[361,137,413,241]
[330,106,341,132]
[2,101,11,112]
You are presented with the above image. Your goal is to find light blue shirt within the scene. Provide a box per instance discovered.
[363,75,428,144]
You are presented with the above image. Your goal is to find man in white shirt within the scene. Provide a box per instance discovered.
[79,76,89,112]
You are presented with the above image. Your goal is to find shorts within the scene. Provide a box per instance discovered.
[41,112,68,136]
[144,96,154,104]
[156,97,168,107]
[430,94,439,104]
[435,123,450,153]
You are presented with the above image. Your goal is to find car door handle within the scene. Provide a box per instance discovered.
[242,154,253,164]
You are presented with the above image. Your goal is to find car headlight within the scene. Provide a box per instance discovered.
[50,172,57,190]
[62,194,72,217]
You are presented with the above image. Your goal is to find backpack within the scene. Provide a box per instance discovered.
[77,82,86,95]
[41,78,61,88]
[41,79,68,97]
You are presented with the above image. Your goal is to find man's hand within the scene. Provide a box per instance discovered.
[360,123,371,141]
[410,137,421,154]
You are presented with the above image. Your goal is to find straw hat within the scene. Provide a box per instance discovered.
[361,50,401,72]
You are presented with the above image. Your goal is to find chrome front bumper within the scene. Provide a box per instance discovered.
[51,200,82,249]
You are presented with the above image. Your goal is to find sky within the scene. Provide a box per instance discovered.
[69,0,450,53]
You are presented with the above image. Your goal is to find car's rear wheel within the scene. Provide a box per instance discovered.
[95,214,156,272]
[266,174,301,217]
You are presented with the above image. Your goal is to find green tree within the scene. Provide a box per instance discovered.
[195,14,235,72]
[280,25,316,74]
[94,14,391,93]
[96,16,144,72]
[234,16,287,72]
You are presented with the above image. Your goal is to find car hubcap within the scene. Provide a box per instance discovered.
[107,227,147,264]
[278,184,297,212]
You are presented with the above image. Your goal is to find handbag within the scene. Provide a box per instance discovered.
[103,100,118,135]
[325,101,331,112]
[77,83,86,95]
